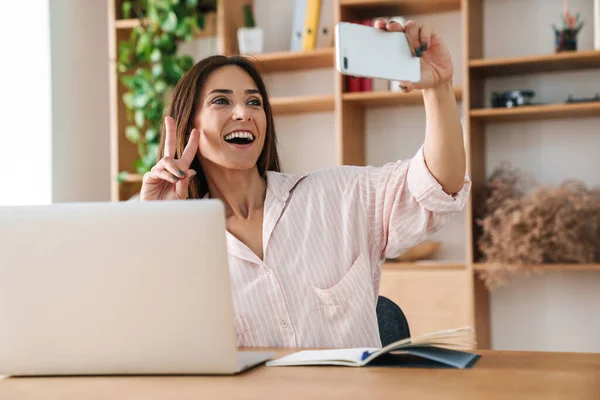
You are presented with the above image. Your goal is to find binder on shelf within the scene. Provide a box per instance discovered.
[595,0,600,50]
[316,0,334,48]
[290,0,307,51]
[302,0,321,51]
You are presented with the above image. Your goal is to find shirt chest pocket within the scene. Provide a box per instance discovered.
[310,253,378,346]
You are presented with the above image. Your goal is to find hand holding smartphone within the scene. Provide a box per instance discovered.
[335,21,421,83]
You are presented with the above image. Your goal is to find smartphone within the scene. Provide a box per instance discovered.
[335,22,420,83]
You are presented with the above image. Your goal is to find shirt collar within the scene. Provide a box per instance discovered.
[200,170,309,202]
[265,170,308,202]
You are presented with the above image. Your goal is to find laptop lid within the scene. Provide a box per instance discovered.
[0,199,239,375]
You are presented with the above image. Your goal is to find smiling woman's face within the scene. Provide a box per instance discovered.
[194,65,267,172]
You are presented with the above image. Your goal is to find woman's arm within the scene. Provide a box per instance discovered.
[422,82,466,195]
[372,19,467,195]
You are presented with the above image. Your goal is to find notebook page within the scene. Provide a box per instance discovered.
[266,348,378,367]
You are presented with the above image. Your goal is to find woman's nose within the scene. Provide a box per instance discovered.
[232,105,252,121]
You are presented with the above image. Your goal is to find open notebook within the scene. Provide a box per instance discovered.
[266,326,480,369]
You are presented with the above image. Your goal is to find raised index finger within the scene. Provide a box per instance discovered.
[164,116,177,158]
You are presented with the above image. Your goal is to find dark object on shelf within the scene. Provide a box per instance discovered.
[554,28,579,52]
[491,90,536,108]
[565,93,600,103]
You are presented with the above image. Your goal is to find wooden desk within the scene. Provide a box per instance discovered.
[0,349,599,399]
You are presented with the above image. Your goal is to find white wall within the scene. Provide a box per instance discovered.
[50,0,111,202]
[0,1,52,206]
[253,0,600,352]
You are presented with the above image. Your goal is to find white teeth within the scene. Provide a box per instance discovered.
[224,131,255,142]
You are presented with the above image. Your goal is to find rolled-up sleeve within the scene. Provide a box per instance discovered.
[359,145,471,262]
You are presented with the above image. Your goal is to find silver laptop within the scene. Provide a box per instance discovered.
[0,199,274,376]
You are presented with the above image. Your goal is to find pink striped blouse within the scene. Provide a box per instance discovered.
[227,146,471,348]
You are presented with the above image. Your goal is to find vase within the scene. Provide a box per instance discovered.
[237,27,264,54]
[555,28,578,52]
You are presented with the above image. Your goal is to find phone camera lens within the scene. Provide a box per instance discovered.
[343,57,348,70]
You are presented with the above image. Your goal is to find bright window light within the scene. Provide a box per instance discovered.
[0,1,52,206]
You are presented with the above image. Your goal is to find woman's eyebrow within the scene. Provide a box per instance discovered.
[207,89,260,95]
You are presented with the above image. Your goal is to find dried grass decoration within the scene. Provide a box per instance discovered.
[475,164,600,290]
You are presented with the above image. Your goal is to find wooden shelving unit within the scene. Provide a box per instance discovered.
[246,47,334,74]
[339,0,461,16]
[343,86,462,108]
[114,18,145,29]
[271,95,335,115]
[384,262,466,270]
[469,49,600,77]
[114,13,217,37]
[471,101,600,122]
[473,263,600,272]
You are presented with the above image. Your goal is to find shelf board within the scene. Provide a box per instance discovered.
[115,18,145,29]
[120,172,143,183]
[384,261,466,271]
[340,0,461,15]
[473,263,600,272]
[470,101,600,122]
[343,86,462,108]
[271,95,335,115]
[469,49,600,77]
[245,48,334,74]
[114,13,216,38]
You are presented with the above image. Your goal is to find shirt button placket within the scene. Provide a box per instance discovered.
[262,262,296,347]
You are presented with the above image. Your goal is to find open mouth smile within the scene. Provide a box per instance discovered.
[223,131,255,148]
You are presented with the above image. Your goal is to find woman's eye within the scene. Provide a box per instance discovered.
[213,97,229,105]
[248,98,262,106]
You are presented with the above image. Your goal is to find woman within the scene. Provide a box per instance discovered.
[140,19,471,348]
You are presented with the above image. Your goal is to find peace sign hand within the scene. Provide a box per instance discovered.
[140,116,200,201]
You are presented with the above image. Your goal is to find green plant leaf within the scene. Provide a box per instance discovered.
[135,109,145,128]
[150,48,162,62]
[153,0,170,10]
[125,126,142,143]
[120,75,137,89]
[122,1,133,19]
[161,11,178,32]
[179,55,194,71]
[135,66,153,81]
[133,92,150,108]
[175,17,192,37]
[147,4,160,21]
[135,32,152,60]
[197,13,205,30]
[134,159,146,174]
[142,143,159,170]
[118,41,134,66]
[122,92,134,108]
[154,79,167,93]
[117,171,129,183]
[151,63,164,78]
[145,127,159,141]
[186,0,198,8]
[156,33,177,54]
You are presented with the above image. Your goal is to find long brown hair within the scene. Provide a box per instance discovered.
[158,55,282,199]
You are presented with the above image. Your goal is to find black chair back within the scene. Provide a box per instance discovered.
[376,296,411,346]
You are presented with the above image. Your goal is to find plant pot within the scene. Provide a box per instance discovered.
[237,27,264,54]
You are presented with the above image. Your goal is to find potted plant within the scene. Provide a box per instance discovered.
[116,0,216,182]
[237,3,263,54]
